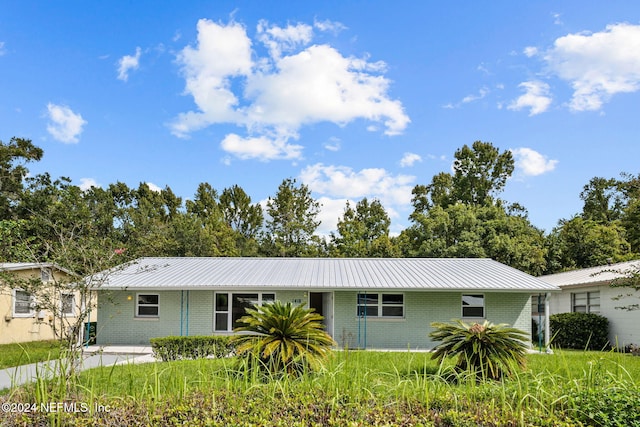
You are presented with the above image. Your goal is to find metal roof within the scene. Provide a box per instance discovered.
[0,262,71,275]
[541,260,640,288]
[95,257,558,292]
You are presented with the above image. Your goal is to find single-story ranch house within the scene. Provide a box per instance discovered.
[543,260,640,348]
[94,257,559,349]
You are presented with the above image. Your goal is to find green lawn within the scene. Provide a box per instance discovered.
[2,349,640,426]
[0,340,62,369]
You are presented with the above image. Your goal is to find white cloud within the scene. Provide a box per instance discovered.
[0,41,5,56]
[313,19,347,34]
[145,182,162,192]
[171,19,253,137]
[171,19,409,159]
[508,81,552,115]
[543,23,640,111]
[46,103,87,143]
[257,20,313,59]
[220,133,303,161]
[78,178,100,191]
[523,46,538,57]
[323,137,341,152]
[399,152,422,168]
[444,87,489,109]
[315,196,350,236]
[300,163,415,207]
[462,87,489,103]
[511,147,558,176]
[117,47,142,81]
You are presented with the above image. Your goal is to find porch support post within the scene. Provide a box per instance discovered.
[545,292,551,350]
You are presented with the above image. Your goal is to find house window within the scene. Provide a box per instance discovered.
[41,268,52,282]
[462,294,484,318]
[572,291,600,313]
[214,292,275,332]
[13,290,34,317]
[61,293,75,316]
[136,294,159,317]
[356,293,404,318]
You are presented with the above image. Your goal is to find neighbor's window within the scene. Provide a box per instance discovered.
[572,291,600,313]
[13,290,34,317]
[214,292,275,332]
[61,293,75,316]
[356,293,404,318]
[136,294,159,317]
[462,294,485,318]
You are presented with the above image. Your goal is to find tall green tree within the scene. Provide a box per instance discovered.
[220,184,264,256]
[0,137,43,220]
[172,182,237,257]
[579,177,624,223]
[402,141,545,275]
[451,141,514,206]
[548,216,632,270]
[331,198,397,257]
[265,178,320,257]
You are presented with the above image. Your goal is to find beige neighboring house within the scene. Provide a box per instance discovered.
[542,260,640,348]
[0,262,97,345]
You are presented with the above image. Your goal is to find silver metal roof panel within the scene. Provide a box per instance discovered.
[94,257,559,292]
[541,260,640,287]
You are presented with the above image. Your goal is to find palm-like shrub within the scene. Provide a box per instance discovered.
[429,320,529,380]
[232,301,336,376]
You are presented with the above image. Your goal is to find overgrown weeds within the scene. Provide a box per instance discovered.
[1,349,639,426]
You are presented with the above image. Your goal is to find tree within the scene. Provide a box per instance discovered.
[429,320,529,381]
[220,184,264,256]
[265,178,321,257]
[330,198,398,257]
[579,177,624,223]
[550,216,632,269]
[451,141,514,206]
[402,202,546,275]
[0,218,131,380]
[0,137,43,220]
[232,301,335,377]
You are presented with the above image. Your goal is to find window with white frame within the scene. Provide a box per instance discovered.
[356,293,404,318]
[13,290,34,317]
[462,294,485,318]
[136,294,159,317]
[214,292,275,332]
[572,291,600,313]
[61,293,75,316]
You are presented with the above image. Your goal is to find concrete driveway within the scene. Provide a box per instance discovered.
[0,346,155,391]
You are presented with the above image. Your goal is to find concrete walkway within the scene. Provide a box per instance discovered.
[0,346,156,391]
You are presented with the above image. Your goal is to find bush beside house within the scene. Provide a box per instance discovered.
[549,312,609,350]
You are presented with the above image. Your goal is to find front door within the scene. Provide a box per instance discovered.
[308,292,334,338]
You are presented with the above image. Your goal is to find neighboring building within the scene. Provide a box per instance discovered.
[0,263,96,345]
[94,257,558,349]
[542,260,640,348]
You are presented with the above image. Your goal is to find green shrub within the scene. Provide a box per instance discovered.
[429,320,529,381]
[150,335,236,361]
[549,312,610,350]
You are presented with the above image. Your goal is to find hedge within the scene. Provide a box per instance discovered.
[150,335,236,361]
[549,312,610,350]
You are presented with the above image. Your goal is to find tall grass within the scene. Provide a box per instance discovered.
[2,349,640,426]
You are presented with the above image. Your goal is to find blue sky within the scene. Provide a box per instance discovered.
[1,1,639,236]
